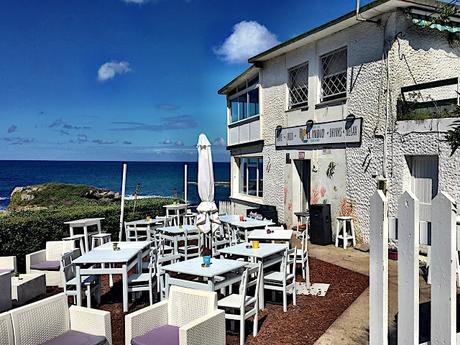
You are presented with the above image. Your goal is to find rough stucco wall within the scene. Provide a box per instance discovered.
[230,9,460,241]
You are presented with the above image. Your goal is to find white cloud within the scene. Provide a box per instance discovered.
[213,137,226,147]
[97,61,131,82]
[214,21,279,64]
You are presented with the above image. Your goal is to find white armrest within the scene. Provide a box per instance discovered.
[125,300,168,345]
[69,306,112,344]
[0,256,16,273]
[180,310,226,345]
[26,250,46,273]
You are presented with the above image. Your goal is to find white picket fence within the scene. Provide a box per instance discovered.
[370,190,459,345]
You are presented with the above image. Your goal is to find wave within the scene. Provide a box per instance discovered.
[125,195,167,200]
[0,197,9,201]
[188,181,230,187]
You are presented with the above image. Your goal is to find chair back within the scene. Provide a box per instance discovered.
[46,241,75,261]
[296,230,308,255]
[167,286,217,327]
[282,248,296,277]
[10,293,70,345]
[147,248,158,277]
[0,312,14,345]
[124,222,148,242]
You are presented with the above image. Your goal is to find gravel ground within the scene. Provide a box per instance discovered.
[38,257,368,345]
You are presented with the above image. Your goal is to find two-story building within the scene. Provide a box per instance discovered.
[218,0,460,243]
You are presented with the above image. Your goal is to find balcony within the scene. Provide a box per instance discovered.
[227,115,261,147]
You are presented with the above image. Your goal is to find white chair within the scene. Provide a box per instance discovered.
[61,251,101,308]
[178,228,202,260]
[125,222,149,242]
[292,230,310,285]
[125,286,225,345]
[217,262,262,345]
[212,225,231,257]
[0,256,17,274]
[335,216,356,249]
[0,271,12,312]
[26,241,77,287]
[128,248,158,305]
[157,251,181,300]
[1,292,112,345]
[91,233,111,248]
[264,247,297,312]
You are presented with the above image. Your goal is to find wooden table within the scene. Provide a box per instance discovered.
[248,229,293,243]
[162,257,247,297]
[163,203,188,225]
[73,241,152,312]
[219,215,275,241]
[157,225,198,253]
[219,243,287,309]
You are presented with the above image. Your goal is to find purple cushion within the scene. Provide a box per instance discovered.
[132,325,179,345]
[0,268,12,274]
[30,260,60,271]
[42,330,106,345]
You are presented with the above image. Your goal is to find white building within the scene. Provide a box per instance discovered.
[218,0,460,243]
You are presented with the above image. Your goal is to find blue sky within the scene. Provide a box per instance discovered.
[0,0,372,162]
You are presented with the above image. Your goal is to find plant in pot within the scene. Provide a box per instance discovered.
[202,246,212,267]
[388,240,398,261]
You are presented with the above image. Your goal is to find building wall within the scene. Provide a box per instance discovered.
[229,10,460,241]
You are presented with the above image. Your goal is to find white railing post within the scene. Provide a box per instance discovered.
[431,192,457,345]
[397,191,420,345]
[370,190,388,345]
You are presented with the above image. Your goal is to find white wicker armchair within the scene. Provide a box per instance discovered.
[0,271,12,312]
[26,241,76,287]
[125,286,225,345]
[0,292,112,345]
[0,256,17,274]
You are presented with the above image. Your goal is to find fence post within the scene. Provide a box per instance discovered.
[370,190,388,345]
[431,192,457,345]
[397,191,419,345]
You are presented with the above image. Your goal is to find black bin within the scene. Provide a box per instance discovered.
[309,204,332,245]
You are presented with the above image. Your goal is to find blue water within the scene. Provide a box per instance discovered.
[0,161,230,209]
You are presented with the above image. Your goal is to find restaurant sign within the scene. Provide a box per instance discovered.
[275,117,363,148]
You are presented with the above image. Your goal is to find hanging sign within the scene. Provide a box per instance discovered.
[275,117,363,148]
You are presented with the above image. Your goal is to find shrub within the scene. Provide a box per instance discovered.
[0,197,177,271]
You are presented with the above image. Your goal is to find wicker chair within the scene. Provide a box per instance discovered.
[0,292,112,345]
[26,241,77,287]
[125,286,226,345]
[0,256,17,274]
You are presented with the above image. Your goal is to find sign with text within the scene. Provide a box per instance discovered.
[275,117,363,148]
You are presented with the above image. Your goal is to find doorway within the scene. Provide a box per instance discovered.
[293,159,311,214]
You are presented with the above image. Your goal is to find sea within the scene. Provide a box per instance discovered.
[0,160,230,210]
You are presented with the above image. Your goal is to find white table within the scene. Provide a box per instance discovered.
[11,273,46,306]
[248,229,293,243]
[73,241,152,312]
[163,203,188,225]
[125,219,162,241]
[64,218,105,253]
[219,243,287,309]
[157,225,198,253]
[219,215,275,241]
[162,257,247,296]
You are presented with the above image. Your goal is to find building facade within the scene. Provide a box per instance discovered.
[219,0,460,243]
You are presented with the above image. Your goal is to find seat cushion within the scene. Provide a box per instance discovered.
[42,330,106,345]
[31,260,60,271]
[0,268,12,274]
[132,325,179,345]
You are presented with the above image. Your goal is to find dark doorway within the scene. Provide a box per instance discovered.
[294,159,311,212]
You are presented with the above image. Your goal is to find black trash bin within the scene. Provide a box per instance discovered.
[309,204,332,245]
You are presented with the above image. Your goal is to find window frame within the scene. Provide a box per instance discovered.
[320,47,348,103]
[288,62,309,109]
[237,156,263,198]
[228,75,260,124]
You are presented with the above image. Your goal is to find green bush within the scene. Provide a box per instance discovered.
[0,197,177,271]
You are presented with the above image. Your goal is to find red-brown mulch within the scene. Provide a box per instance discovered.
[32,257,368,345]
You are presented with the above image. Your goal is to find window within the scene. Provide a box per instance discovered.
[288,62,309,108]
[320,47,347,102]
[238,157,263,197]
[228,75,260,123]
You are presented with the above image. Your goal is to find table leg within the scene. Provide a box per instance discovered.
[76,265,82,307]
[259,261,265,310]
[97,221,102,234]
[122,264,128,312]
[137,252,142,273]
[165,272,171,298]
[70,226,75,238]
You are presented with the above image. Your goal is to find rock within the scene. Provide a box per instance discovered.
[355,243,369,252]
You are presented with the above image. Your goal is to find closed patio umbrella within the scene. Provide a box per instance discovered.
[195,134,220,250]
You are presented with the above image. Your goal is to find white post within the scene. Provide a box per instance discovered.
[184,164,188,204]
[119,163,127,241]
[397,191,419,345]
[370,190,388,345]
[431,192,457,345]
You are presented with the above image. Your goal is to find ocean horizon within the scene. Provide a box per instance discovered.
[0,160,230,210]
